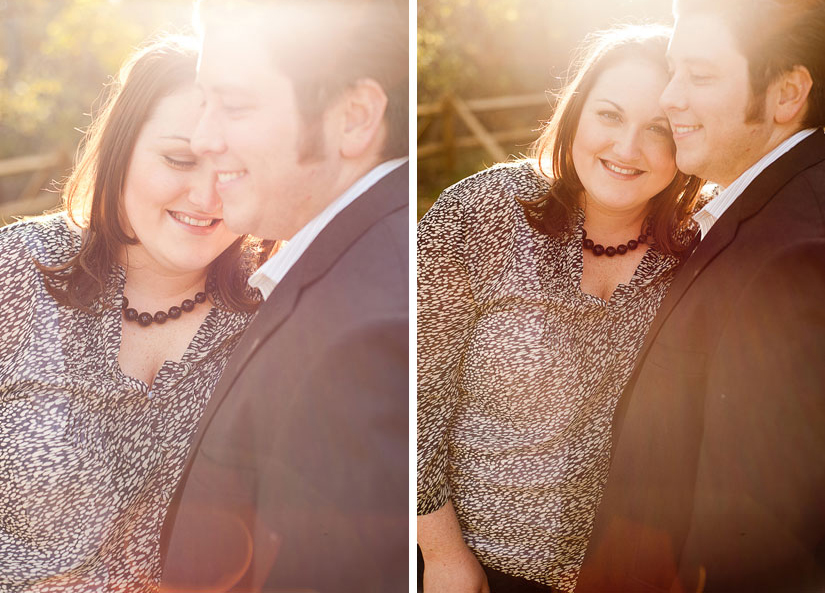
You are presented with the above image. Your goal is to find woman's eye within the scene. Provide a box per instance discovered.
[163,156,196,170]
[598,111,621,123]
[649,125,672,136]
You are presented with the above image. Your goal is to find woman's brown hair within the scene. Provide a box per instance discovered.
[522,23,703,257]
[39,34,273,313]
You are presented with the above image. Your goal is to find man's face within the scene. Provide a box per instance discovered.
[660,13,778,187]
[192,22,341,240]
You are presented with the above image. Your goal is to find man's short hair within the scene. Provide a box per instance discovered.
[197,0,408,159]
[674,0,825,127]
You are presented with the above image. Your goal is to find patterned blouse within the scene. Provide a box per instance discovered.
[417,162,689,592]
[0,214,255,592]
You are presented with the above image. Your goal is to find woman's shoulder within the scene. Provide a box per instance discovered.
[443,160,550,204]
[426,161,552,227]
[0,212,80,269]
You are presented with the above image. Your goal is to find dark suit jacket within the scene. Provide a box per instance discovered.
[159,163,408,593]
[576,132,825,593]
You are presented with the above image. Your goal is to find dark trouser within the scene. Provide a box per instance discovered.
[482,565,556,592]
[417,546,556,593]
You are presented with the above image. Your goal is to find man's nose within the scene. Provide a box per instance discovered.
[660,75,687,113]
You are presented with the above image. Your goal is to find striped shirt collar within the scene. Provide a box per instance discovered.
[694,128,820,239]
[248,157,408,300]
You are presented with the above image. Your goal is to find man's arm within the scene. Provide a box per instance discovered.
[679,239,825,591]
[257,317,408,593]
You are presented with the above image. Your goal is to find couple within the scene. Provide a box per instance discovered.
[0,1,407,592]
[417,0,825,591]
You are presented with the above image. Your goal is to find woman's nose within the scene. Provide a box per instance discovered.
[187,168,222,213]
[612,128,643,162]
[191,108,226,157]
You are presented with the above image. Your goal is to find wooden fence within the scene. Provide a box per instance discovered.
[0,151,70,222]
[417,92,550,170]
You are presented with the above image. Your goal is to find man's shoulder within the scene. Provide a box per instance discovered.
[311,202,407,309]
[725,136,825,238]
[249,195,407,339]
[310,165,408,280]
[764,130,825,204]
[756,152,825,229]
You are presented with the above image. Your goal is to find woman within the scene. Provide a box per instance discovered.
[0,35,272,590]
[417,24,704,593]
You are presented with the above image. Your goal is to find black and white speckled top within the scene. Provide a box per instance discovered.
[0,214,255,592]
[417,162,689,592]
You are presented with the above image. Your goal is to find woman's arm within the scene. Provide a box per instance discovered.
[418,501,489,593]
[0,221,40,369]
[417,188,487,592]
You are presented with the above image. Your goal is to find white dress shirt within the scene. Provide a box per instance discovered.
[248,157,408,300]
[694,128,820,239]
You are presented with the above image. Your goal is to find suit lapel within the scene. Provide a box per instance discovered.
[184,162,408,458]
[627,131,825,383]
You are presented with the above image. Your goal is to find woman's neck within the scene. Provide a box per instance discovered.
[120,248,208,306]
[581,200,650,245]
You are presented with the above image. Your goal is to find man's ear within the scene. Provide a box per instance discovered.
[339,78,388,159]
[774,64,813,125]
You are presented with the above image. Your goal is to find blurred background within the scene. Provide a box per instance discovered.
[417,0,673,218]
[0,0,193,225]
[2,1,680,225]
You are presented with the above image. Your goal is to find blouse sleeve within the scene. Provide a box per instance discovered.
[416,188,478,515]
[0,223,39,368]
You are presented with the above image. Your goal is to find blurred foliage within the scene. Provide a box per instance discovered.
[0,0,193,201]
[417,0,675,215]
[418,0,529,103]
[418,0,674,102]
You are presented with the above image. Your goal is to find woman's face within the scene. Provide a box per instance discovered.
[121,85,239,277]
[572,56,678,217]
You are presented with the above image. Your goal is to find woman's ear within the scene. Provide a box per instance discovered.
[773,64,813,125]
[338,78,388,159]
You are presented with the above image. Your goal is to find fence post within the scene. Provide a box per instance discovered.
[450,95,508,163]
[442,94,456,174]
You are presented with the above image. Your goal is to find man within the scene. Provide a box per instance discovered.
[576,1,825,591]
[158,2,408,592]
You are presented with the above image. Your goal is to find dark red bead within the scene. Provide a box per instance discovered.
[122,297,129,310]
[627,240,638,250]
[154,311,168,324]
[583,238,594,249]
[617,244,628,255]
[138,312,153,327]
[205,280,216,292]
[593,244,605,256]
[605,246,617,257]
[581,229,588,238]
[194,291,207,304]
[168,306,182,319]
[638,234,647,243]
[124,308,139,322]
[181,299,195,312]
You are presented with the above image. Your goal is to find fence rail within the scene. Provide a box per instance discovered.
[417,92,549,169]
[0,150,69,221]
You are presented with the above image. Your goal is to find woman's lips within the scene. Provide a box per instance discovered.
[168,210,222,234]
[600,159,644,179]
